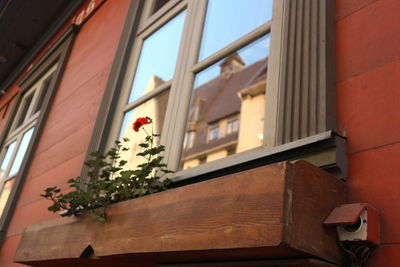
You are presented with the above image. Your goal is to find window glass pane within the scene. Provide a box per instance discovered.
[128,11,186,103]
[9,127,34,177]
[15,93,34,129]
[199,0,273,61]
[181,36,270,170]
[119,91,169,170]
[208,125,219,141]
[0,142,16,180]
[0,179,14,215]
[152,0,170,14]
[196,35,270,87]
[34,76,52,113]
[227,118,239,135]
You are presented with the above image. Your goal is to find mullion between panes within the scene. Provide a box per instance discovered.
[2,119,37,180]
[9,88,36,135]
[106,4,188,150]
[127,7,188,106]
[122,81,171,113]
[122,6,186,106]
[191,21,272,74]
[8,105,38,142]
[33,75,53,114]
[26,64,57,119]
[161,0,208,171]
[137,0,187,39]
[174,1,273,170]
[14,72,44,131]
[31,64,58,114]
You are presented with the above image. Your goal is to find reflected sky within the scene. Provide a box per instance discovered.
[199,0,273,61]
[0,142,16,180]
[128,11,186,103]
[9,128,34,177]
[195,34,270,87]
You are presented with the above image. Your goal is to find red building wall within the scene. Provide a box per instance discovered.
[0,0,398,266]
[336,0,400,265]
[0,0,130,266]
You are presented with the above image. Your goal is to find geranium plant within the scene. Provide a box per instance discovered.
[41,117,173,221]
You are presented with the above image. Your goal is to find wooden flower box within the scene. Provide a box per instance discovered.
[15,160,346,266]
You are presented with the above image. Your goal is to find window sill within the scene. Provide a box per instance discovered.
[173,131,347,185]
[15,160,345,266]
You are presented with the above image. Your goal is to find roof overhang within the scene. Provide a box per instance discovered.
[0,0,85,94]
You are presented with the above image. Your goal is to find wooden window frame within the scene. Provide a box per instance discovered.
[0,26,78,245]
[85,0,340,186]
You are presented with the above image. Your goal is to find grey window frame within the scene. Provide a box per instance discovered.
[0,26,78,245]
[85,0,340,186]
[0,65,57,184]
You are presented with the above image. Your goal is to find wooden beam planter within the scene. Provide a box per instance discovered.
[15,160,346,266]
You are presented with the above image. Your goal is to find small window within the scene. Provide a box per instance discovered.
[184,131,195,149]
[208,124,220,141]
[226,118,238,135]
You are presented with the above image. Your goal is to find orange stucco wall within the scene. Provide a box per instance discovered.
[336,0,400,265]
[0,0,130,266]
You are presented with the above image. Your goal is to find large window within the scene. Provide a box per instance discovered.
[100,0,335,180]
[109,0,273,171]
[0,27,77,243]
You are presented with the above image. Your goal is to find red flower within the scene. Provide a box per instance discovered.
[133,117,151,132]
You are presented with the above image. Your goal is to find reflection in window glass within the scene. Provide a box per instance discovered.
[0,142,16,180]
[208,125,220,141]
[227,118,239,135]
[181,36,270,170]
[184,131,195,149]
[152,0,170,14]
[34,76,52,113]
[9,128,34,177]
[0,179,14,215]
[199,0,273,61]
[128,11,186,103]
[195,35,270,87]
[15,93,34,129]
[119,90,169,170]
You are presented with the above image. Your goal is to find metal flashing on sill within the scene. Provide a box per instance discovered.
[172,131,347,186]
